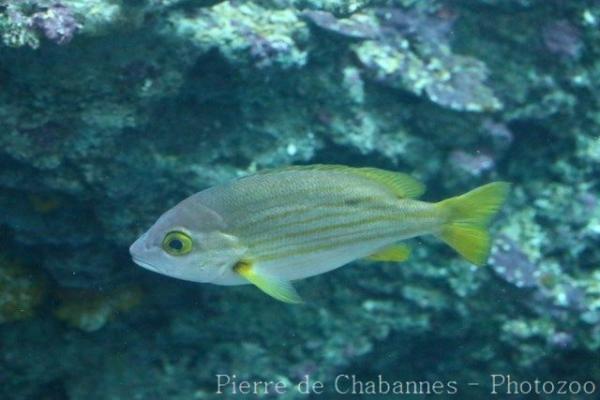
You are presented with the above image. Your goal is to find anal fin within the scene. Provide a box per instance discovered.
[234,260,303,304]
[365,243,411,262]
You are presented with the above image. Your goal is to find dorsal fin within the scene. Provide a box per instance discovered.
[349,167,425,198]
[253,164,425,199]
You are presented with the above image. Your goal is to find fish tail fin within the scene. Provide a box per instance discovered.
[435,182,510,266]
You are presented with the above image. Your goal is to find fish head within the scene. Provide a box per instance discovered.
[129,195,245,283]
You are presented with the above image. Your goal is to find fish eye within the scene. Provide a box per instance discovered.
[162,231,193,256]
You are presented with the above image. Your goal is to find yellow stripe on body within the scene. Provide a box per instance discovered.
[248,203,442,263]
[222,168,398,230]
[250,215,400,259]
[242,205,397,245]
[232,190,399,241]
[221,186,319,223]
[233,203,355,235]
[231,192,392,234]
[218,170,442,265]
[249,214,394,249]
[253,224,400,262]
[248,201,437,249]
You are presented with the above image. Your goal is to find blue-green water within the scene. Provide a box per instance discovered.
[1,1,599,399]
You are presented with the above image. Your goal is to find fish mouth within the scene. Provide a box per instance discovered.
[131,256,161,273]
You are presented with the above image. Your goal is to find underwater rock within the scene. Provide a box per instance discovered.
[54,286,142,332]
[302,10,380,39]
[542,19,583,60]
[0,255,46,323]
[481,118,514,150]
[167,1,309,69]
[0,0,599,398]
[448,149,495,176]
[0,3,40,48]
[490,235,539,289]
[31,2,81,45]
[375,6,457,46]
[334,5,504,112]
[354,39,502,112]
[302,6,502,112]
[0,1,86,48]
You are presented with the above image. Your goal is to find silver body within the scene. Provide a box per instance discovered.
[130,167,444,286]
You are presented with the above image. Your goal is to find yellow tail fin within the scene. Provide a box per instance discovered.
[436,182,510,266]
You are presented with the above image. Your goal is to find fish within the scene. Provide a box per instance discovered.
[129,164,509,303]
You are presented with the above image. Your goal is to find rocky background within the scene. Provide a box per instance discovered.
[1,0,599,399]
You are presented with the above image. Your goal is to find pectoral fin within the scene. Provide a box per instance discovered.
[234,260,303,304]
[366,243,411,262]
